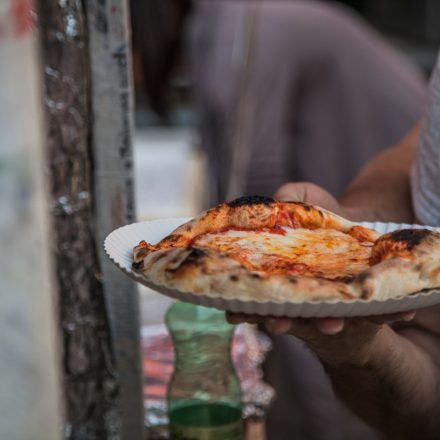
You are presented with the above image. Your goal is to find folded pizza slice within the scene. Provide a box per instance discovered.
[132,196,440,302]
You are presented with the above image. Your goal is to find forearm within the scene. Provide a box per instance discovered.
[317,324,440,439]
[339,123,420,223]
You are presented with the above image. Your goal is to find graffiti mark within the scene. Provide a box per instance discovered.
[0,0,32,40]
[12,0,33,37]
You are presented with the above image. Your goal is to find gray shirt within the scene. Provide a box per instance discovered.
[412,52,440,226]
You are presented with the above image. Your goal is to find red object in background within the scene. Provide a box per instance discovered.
[0,0,32,40]
[142,328,175,402]
[12,0,32,37]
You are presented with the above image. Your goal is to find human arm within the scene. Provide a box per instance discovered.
[339,122,420,223]
[275,123,420,223]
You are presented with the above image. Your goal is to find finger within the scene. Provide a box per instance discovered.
[274,182,342,214]
[314,318,345,335]
[367,310,416,325]
[401,311,416,321]
[274,182,306,202]
[264,317,345,336]
[264,317,294,334]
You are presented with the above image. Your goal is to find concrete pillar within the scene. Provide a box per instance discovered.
[0,1,62,438]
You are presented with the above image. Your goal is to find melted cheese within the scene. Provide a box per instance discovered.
[193,227,372,279]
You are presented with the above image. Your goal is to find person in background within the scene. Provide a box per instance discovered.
[133,0,426,202]
[133,1,428,438]
[187,0,426,205]
[228,50,440,440]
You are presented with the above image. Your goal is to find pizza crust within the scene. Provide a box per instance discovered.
[359,229,440,300]
[138,246,358,303]
[132,197,440,304]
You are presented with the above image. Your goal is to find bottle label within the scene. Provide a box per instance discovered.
[169,420,243,440]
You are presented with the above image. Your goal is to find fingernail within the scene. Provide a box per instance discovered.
[265,318,293,334]
[316,318,344,335]
[401,311,416,321]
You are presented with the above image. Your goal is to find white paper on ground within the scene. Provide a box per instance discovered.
[104,218,440,318]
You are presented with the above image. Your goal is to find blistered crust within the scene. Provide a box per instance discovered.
[361,229,440,300]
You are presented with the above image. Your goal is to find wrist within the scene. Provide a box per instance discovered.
[320,324,440,438]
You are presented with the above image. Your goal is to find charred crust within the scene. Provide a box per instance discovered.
[250,273,262,279]
[357,272,371,283]
[167,234,182,243]
[132,261,143,270]
[227,195,275,207]
[285,201,316,212]
[167,247,206,271]
[285,201,307,205]
[186,247,206,258]
[389,229,431,250]
[361,287,371,299]
[135,249,148,258]
[334,275,354,283]
[179,247,206,267]
[288,277,298,283]
[230,275,239,282]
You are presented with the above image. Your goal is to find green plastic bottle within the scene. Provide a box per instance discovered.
[165,301,243,440]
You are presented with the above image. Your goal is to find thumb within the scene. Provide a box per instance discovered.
[275,182,308,202]
[274,182,341,213]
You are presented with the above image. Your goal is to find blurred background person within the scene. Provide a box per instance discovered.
[132,0,426,205]
[187,0,426,205]
[131,0,432,438]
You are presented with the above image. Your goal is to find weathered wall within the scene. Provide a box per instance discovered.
[0,0,61,438]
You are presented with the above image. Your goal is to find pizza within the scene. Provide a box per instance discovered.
[132,196,440,303]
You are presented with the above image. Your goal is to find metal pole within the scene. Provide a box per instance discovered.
[86,1,144,439]
[0,1,62,439]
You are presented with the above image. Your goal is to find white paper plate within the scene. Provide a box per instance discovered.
[104,218,440,318]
